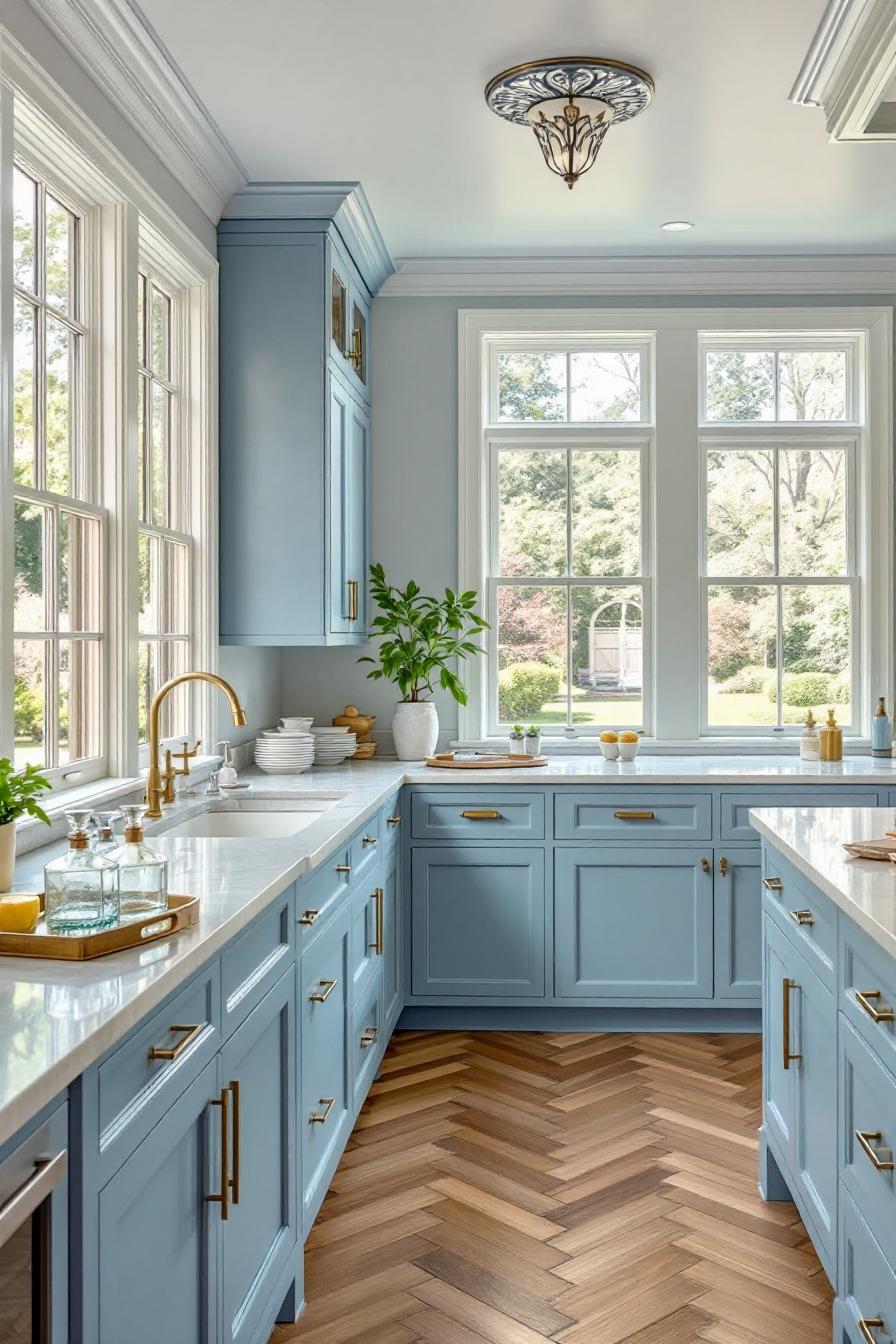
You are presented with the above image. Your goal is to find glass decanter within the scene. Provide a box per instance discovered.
[109,805,168,920]
[92,811,121,859]
[44,811,120,935]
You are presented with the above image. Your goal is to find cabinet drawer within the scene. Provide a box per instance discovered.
[555,791,711,842]
[95,962,220,1172]
[295,845,352,944]
[841,1019,896,1269]
[842,922,896,1079]
[723,789,878,841]
[411,790,544,841]
[762,851,837,989]
[839,1187,896,1344]
[351,972,383,1112]
[221,886,294,1038]
[350,813,383,883]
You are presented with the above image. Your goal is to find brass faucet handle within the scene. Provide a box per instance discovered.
[162,748,178,804]
[172,739,202,776]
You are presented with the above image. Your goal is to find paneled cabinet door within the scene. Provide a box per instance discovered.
[714,847,762,999]
[220,969,297,1344]
[762,913,798,1163]
[301,906,351,1234]
[411,847,546,997]
[554,848,713,999]
[97,1059,219,1344]
[327,374,368,638]
[790,941,837,1261]
[382,844,401,1028]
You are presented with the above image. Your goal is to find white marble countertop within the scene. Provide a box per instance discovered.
[749,806,896,961]
[2,751,896,1148]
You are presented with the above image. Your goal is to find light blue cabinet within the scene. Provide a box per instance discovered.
[762,913,797,1160]
[411,847,546,997]
[555,847,713,999]
[714,847,762,998]
[382,843,402,1029]
[327,373,368,637]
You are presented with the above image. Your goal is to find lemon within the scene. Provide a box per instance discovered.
[599,730,619,743]
[619,731,640,743]
[0,894,41,933]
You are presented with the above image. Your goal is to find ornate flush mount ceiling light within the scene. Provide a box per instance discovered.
[485,57,654,190]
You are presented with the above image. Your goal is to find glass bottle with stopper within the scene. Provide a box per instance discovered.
[92,811,121,858]
[871,696,892,758]
[109,805,168,920]
[44,811,120,935]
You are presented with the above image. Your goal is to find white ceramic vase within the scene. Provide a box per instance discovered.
[0,821,15,893]
[392,701,439,760]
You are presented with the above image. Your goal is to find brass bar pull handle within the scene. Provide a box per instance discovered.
[229,1079,240,1205]
[762,876,783,892]
[460,809,503,820]
[718,856,729,877]
[387,815,401,826]
[858,1318,885,1344]
[360,1026,379,1048]
[148,1022,204,1062]
[298,909,320,926]
[310,1097,336,1125]
[208,1087,230,1220]
[856,1130,895,1172]
[613,810,656,821]
[701,857,711,874]
[789,909,815,927]
[856,989,896,1024]
[0,1152,66,1246]
[309,978,338,1003]
[344,329,362,369]
[369,888,384,955]
[335,864,352,874]
[362,834,378,846]
[346,580,359,621]
[783,978,801,1070]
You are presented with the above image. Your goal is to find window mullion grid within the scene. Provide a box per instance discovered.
[565,447,573,729]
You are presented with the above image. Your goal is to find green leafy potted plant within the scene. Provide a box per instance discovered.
[525,724,542,756]
[0,759,52,891]
[509,724,526,756]
[360,564,489,760]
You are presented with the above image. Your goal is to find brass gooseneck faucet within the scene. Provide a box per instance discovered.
[145,672,247,818]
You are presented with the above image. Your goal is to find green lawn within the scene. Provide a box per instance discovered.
[505,687,852,732]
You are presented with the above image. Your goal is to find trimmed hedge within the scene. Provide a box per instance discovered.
[768,673,833,707]
[498,662,561,720]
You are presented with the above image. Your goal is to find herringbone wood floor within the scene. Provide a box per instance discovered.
[271,1031,834,1344]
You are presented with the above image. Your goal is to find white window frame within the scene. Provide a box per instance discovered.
[458,307,893,749]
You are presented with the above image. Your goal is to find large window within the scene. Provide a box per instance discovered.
[460,311,891,745]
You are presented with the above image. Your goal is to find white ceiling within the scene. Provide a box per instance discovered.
[136,0,896,258]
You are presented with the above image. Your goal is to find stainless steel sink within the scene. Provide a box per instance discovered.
[160,797,339,840]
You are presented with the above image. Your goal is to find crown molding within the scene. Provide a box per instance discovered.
[790,0,896,141]
[378,254,896,298]
[222,181,394,294]
[24,0,247,221]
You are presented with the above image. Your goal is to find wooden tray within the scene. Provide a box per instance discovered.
[425,752,548,770]
[843,839,896,862]
[0,894,199,961]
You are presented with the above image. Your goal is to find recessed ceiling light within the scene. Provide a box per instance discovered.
[660,220,694,232]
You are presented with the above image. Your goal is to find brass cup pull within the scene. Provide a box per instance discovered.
[309,978,338,1003]
[789,909,815,927]
[346,579,359,622]
[335,864,352,874]
[369,887,384,955]
[613,810,656,821]
[207,1086,230,1220]
[299,909,320,926]
[856,989,896,1024]
[229,1079,240,1205]
[859,1318,886,1344]
[360,1027,379,1048]
[855,1130,895,1172]
[701,857,711,874]
[310,1097,336,1125]
[362,834,378,846]
[344,328,362,369]
[762,876,783,892]
[783,978,802,1070]
[148,1022,204,1062]
[460,809,503,820]
[387,815,401,826]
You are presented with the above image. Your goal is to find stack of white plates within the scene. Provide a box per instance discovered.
[310,726,356,765]
[254,727,315,774]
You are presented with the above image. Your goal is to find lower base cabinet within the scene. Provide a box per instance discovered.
[382,845,401,1028]
[714,847,762,998]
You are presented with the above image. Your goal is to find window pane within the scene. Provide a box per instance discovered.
[150,285,170,379]
[14,299,36,487]
[13,168,36,293]
[572,450,641,576]
[137,640,156,745]
[159,640,190,738]
[778,352,846,421]
[161,541,190,635]
[59,639,101,764]
[59,512,101,632]
[571,586,643,728]
[496,585,567,725]
[14,500,46,632]
[138,532,157,634]
[14,640,47,768]
[498,449,567,576]
[706,450,774,576]
[138,375,148,523]
[45,195,74,314]
[151,382,170,526]
[497,353,565,422]
[707,585,777,726]
[569,352,641,422]
[778,449,847,576]
[137,273,146,369]
[782,585,851,724]
[46,316,74,494]
[705,351,775,422]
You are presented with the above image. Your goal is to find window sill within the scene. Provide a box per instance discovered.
[455,737,874,756]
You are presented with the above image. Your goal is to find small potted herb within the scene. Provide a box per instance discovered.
[0,759,52,891]
[509,724,526,756]
[525,725,542,756]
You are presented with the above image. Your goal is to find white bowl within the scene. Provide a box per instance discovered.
[617,739,640,761]
[281,717,312,728]
[599,742,620,760]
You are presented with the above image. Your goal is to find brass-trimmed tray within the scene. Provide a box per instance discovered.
[425,752,548,770]
[0,894,199,961]
[843,838,896,862]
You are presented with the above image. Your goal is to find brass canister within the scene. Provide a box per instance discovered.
[818,708,843,762]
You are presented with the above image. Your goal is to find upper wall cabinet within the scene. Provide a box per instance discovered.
[217,184,391,647]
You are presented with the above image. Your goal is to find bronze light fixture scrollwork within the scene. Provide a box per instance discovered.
[485,56,654,190]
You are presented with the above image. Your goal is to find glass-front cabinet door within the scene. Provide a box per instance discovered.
[328,372,369,639]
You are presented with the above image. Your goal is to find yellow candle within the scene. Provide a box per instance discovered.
[0,894,41,933]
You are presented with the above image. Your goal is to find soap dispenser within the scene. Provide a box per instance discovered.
[215,741,238,789]
[44,811,120,934]
[109,805,168,920]
[799,710,819,762]
[872,696,892,757]
[818,708,843,762]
